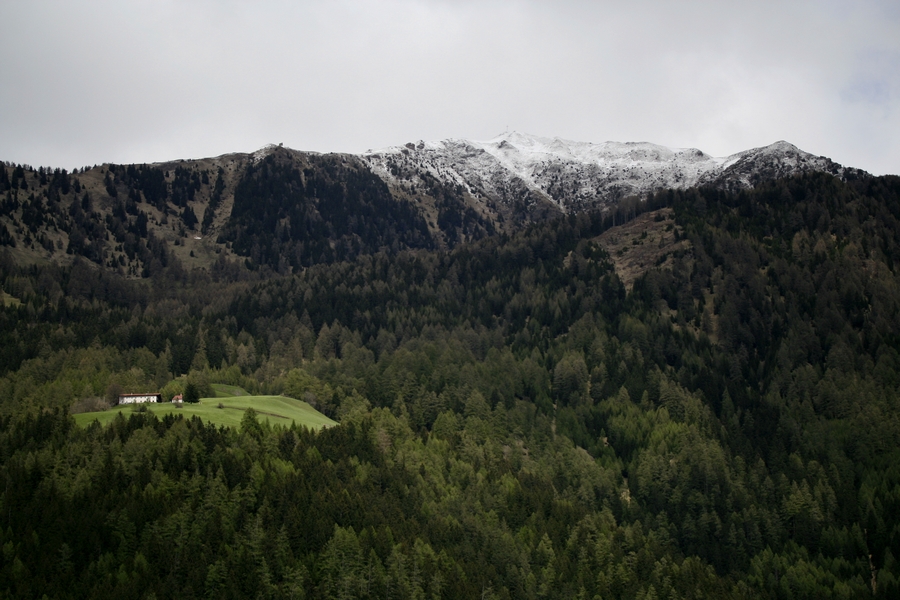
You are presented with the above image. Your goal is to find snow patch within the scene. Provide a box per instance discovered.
[360,132,838,215]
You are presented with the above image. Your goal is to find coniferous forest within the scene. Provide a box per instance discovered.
[2,169,900,598]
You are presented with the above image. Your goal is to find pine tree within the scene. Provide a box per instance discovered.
[184,381,199,403]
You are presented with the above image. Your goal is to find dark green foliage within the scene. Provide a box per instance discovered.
[183,381,199,403]
[103,171,117,198]
[221,150,434,271]
[170,165,200,207]
[2,172,900,597]
[201,167,226,234]
[421,170,496,245]
[181,205,198,230]
[0,224,14,247]
[0,162,184,276]
[119,164,168,208]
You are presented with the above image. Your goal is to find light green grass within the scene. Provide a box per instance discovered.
[73,395,337,430]
[211,383,250,398]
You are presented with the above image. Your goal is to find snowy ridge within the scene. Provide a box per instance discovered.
[252,144,281,162]
[362,132,849,215]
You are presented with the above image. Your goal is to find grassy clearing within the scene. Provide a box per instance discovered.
[594,207,689,292]
[73,395,337,430]
[211,383,251,398]
[0,290,21,307]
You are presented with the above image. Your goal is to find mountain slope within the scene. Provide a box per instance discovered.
[3,172,900,598]
[0,133,863,276]
[362,132,858,216]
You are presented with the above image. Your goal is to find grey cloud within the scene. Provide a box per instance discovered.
[1,0,897,174]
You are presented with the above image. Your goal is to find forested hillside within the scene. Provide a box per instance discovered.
[2,171,900,598]
[0,146,506,280]
[0,136,859,280]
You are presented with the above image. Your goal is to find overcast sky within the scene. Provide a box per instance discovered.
[2,0,898,175]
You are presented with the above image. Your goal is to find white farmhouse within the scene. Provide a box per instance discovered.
[118,393,162,405]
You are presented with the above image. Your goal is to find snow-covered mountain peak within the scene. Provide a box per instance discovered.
[251,144,280,162]
[476,131,600,165]
[250,143,310,163]
[470,132,723,171]
[360,132,850,219]
[763,140,801,153]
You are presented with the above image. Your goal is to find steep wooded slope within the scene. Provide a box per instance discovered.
[2,173,900,597]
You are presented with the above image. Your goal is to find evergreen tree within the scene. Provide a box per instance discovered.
[183,381,199,403]
[182,205,198,230]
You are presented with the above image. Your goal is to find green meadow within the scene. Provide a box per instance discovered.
[73,393,337,430]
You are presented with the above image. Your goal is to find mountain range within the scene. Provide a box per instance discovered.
[0,132,865,276]
[4,132,900,598]
[363,132,854,215]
